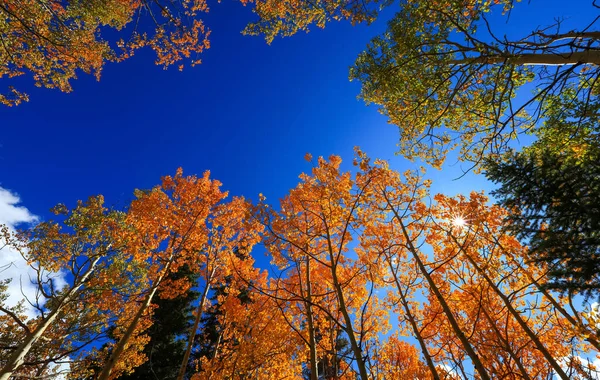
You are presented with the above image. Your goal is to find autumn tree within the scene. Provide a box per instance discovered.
[0,196,137,380]
[5,155,600,379]
[256,154,391,380]
[355,150,597,379]
[191,270,302,379]
[350,0,600,168]
[91,169,265,380]
[95,169,252,379]
[486,91,600,296]
[175,193,264,380]
[243,0,385,43]
[372,333,431,379]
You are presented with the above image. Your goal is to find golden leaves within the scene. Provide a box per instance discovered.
[4,156,598,379]
[0,0,212,104]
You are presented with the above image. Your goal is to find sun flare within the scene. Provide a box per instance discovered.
[452,216,467,229]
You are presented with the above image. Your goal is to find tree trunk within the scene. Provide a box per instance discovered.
[304,257,319,380]
[0,257,101,380]
[328,262,369,380]
[449,51,600,66]
[98,259,172,380]
[386,257,441,380]
[176,267,215,380]
[321,224,369,380]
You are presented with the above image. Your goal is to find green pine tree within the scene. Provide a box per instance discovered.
[115,265,200,380]
[485,91,600,297]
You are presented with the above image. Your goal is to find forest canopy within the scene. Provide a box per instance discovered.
[1,0,599,379]
[1,155,600,379]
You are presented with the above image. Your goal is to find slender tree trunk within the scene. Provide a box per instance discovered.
[320,215,369,379]
[212,331,223,360]
[449,51,600,66]
[450,234,570,380]
[324,245,369,380]
[0,257,101,380]
[304,257,319,380]
[384,195,491,380]
[386,257,441,380]
[177,267,215,380]
[98,259,172,380]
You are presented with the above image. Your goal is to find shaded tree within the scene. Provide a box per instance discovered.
[113,266,199,380]
[486,93,600,296]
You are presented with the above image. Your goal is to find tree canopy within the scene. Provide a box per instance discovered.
[350,0,600,168]
[3,156,600,379]
[0,0,212,106]
[2,0,600,378]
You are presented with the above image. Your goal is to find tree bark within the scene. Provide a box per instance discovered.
[449,51,600,66]
[176,267,215,380]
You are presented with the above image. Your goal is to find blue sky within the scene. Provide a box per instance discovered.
[0,0,592,232]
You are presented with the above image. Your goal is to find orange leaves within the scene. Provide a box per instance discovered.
[376,333,431,379]
[193,288,302,379]
[259,154,393,379]
[125,169,227,270]
[4,157,599,379]
[243,0,384,43]
[0,0,211,104]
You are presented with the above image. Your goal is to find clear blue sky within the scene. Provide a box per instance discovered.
[0,0,592,227]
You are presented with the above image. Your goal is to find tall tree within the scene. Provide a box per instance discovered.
[257,154,389,380]
[485,92,600,296]
[356,150,595,378]
[0,196,137,380]
[97,169,231,380]
[350,0,600,168]
[175,195,263,380]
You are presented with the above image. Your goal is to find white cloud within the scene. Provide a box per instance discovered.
[0,186,65,319]
[0,187,38,228]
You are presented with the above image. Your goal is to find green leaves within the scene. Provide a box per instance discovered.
[351,0,598,169]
